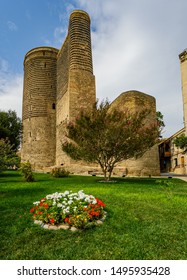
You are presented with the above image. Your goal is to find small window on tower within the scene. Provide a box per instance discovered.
[52,103,56,110]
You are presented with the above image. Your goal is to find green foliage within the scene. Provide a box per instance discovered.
[173,134,187,151]
[0,110,22,151]
[156,111,165,138]
[51,167,70,178]
[0,138,20,172]
[62,100,158,181]
[19,161,35,182]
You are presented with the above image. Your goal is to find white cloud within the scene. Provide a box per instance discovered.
[0,58,23,117]
[54,26,67,46]
[7,21,18,31]
[73,0,186,137]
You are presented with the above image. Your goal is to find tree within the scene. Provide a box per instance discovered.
[173,134,187,152]
[62,100,158,181]
[156,111,165,138]
[0,110,22,151]
[0,138,20,172]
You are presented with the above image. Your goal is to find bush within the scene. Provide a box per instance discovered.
[51,167,70,178]
[20,161,35,182]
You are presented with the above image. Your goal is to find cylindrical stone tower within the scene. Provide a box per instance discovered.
[21,47,59,170]
[55,10,96,167]
[69,10,93,73]
[179,49,187,135]
[68,10,96,120]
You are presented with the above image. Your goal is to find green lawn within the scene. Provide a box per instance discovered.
[0,171,187,260]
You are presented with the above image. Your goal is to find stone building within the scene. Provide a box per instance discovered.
[21,9,160,176]
[159,49,187,175]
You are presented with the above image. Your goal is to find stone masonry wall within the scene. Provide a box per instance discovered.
[55,10,96,167]
[22,47,58,170]
[110,90,160,176]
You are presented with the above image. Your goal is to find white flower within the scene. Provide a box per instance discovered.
[63,207,70,214]
[33,201,40,205]
[46,194,53,199]
[78,190,85,199]
[92,199,97,204]
[57,203,63,208]
[84,195,96,204]
[64,191,70,196]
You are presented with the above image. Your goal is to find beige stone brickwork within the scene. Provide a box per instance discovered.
[21,10,160,176]
[110,91,160,176]
[179,50,187,135]
[21,47,58,170]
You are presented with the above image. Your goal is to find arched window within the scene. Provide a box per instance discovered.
[52,103,56,110]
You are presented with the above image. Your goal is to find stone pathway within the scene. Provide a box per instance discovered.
[161,173,187,182]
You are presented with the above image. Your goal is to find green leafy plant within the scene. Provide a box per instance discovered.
[51,167,70,178]
[20,161,35,182]
[0,110,22,151]
[30,190,106,229]
[0,138,19,172]
[173,134,187,152]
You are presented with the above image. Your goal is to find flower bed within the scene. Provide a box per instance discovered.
[30,190,106,230]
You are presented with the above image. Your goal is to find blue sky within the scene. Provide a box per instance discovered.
[1,0,187,137]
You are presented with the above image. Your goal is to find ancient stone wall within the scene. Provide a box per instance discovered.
[21,47,58,170]
[55,10,96,166]
[110,90,160,176]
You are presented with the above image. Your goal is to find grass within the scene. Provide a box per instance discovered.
[0,170,187,260]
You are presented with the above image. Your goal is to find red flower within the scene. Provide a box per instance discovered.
[43,203,49,209]
[40,198,45,202]
[64,217,71,225]
[38,211,43,215]
[96,198,106,207]
[50,218,55,224]
[30,207,35,213]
